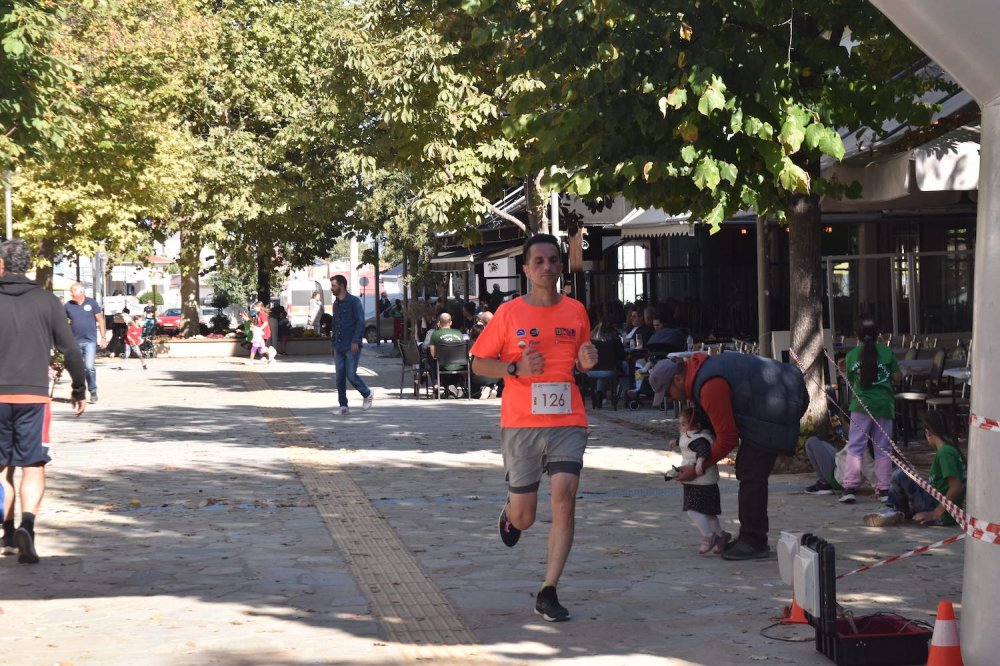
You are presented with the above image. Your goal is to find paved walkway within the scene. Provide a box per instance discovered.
[1,349,964,665]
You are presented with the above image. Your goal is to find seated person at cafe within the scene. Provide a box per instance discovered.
[429,313,465,395]
[468,322,501,398]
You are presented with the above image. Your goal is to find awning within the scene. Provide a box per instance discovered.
[430,239,525,272]
[617,208,697,238]
[429,248,474,273]
[822,124,980,212]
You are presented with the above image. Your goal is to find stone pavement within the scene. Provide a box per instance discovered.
[1,349,965,665]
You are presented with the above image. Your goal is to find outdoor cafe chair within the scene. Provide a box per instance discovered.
[397,338,429,399]
[895,348,946,445]
[434,339,472,400]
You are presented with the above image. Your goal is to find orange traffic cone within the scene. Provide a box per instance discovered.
[927,600,963,666]
[781,595,809,625]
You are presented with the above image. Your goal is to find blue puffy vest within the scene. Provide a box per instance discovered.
[691,353,808,456]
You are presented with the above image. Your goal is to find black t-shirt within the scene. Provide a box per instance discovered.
[143,304,156,319]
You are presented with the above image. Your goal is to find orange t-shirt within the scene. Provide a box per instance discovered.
[470,295,590,429]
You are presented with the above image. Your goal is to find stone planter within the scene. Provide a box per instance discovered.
[284,337,331,356]
[151,338,246,358]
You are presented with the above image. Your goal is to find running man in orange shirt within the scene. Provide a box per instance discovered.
[471,234,598,622]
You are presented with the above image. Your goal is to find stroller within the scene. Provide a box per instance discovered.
[138,321,156,358]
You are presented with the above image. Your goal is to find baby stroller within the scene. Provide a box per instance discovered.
[138,321,156,358]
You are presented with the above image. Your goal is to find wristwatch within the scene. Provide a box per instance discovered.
[506,362,518,377]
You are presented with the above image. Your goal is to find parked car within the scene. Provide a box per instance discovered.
[364,313,397,344]
[157,308,183,334]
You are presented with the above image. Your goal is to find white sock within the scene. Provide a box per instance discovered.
[687,510,715,537]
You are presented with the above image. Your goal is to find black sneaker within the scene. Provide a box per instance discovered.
[720,540,771,561]
[805,481,834,495]
[498,502,521,548]
[838,489,857,504]
[14,527,39,564]
[1,535,15,556]
[534,586,570,622]
[877,489,890,503]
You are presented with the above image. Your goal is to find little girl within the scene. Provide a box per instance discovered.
[249,322,266,363]
[841,314,902,504]
[124,315,148,370]
[670,407,730,554]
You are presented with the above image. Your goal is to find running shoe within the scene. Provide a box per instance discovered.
[14,527,39,564]
[534,586,570,622]
[877,489,890,503]
[864,509,904,527]
[339,406,350,415]
[362,393,374,411]
[804,481,834,495]
[838,489,857,504]
[498,502,521,548]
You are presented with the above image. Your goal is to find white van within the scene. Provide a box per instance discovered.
[278,279,326,328]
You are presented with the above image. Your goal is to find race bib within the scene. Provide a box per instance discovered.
[531,382,572,415]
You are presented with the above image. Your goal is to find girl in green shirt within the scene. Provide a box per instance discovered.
[841,314,902,503]
[864,409,966,527]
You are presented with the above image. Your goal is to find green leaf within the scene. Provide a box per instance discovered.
[703,200,726,234]
[665,87,687,109]
[680,145,696,164]
[697,84,725,116]
[778,158,811,194]
[461,0,497,14]
[719,161,738,185]
[693,157,721,192]
[730,109,743,134]
[779,114,805,154]
[817,128,846,161]
[743,116,763,137]
[2,36,25,57]
[803,124,825,151]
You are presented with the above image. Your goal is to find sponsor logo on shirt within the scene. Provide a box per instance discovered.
[530,328,540,337]
[555,327,576,337]
[516,328,526,337]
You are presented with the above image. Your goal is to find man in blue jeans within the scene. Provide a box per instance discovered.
[329,275,373,415]
[65,283,107,403]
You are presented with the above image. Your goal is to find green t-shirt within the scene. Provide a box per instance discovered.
[929,443,966,527]
[845,343,900,419]
[430,328,466,370]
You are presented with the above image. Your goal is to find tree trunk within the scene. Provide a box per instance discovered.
[756,215,772,358]
[787,193,829,433]
[178,228,201,338]
[524,171,548,235]
[35,236,55,291]
[256,248,271,304]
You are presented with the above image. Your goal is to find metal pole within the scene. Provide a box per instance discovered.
[3,169,12,240]
[890,256,899,337]
[907,251,919,335]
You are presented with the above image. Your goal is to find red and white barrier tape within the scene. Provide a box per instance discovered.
[969,412,1000,433]
[837,533,966,580]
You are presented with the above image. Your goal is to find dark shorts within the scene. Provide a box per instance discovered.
[0,403,52,467]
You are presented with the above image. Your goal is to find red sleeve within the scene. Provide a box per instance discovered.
[699,377,740,466]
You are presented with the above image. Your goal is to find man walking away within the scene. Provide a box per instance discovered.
[329,275,374,415]
[0,239,87,563]
[65,282,107,403]
[471,234,598,621]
